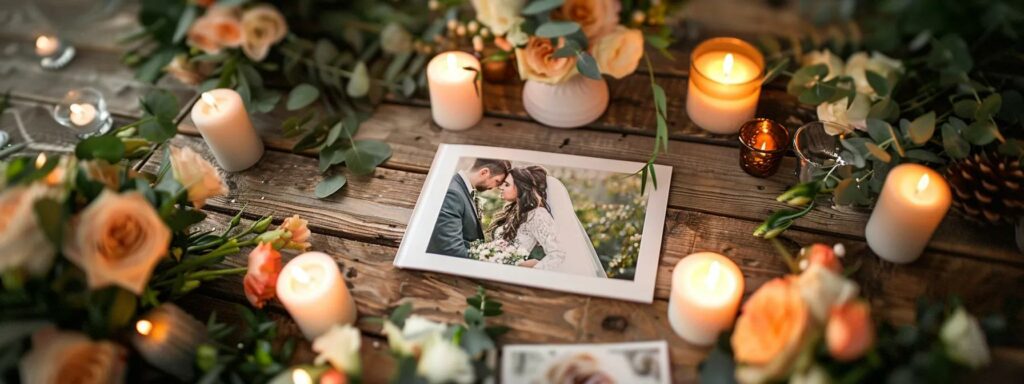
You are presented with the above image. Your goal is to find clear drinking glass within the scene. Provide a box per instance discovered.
[792,121,845,182]
[52,88,112,138]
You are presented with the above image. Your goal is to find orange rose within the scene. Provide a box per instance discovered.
[20,327,126,384]
[277,214,312,251]
[826,300,875,362]
[554,0,621,40]
[515,37,577,84]
[243,242,282,308]
[803,243,841,273]
[186,6,243,54]
[731,277,811,382]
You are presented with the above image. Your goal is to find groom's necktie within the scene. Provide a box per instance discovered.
[470,191,482,221]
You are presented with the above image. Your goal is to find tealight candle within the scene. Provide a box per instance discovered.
[667,252,744,346]
[69,103,97,126]
[131,304,205,381]
[190,89,265,172]
[686,38,765,134]
[277,252,357,340]
[738,118,789,177]
[426,51,483,130]
[34,34,76,69]
[35,35,59,57]
[865,164,951,263]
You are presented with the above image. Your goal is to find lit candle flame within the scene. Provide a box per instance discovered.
[35,153,46,168]
[292,369,312,384]
[291,266,312,285]
[916,173,930,194]
[705,261,722,289]
[446,53,457,72]
[70,103,83,116]
[201,92,220,112]
[723,53,734,78]
[35,36,53,50]
[760,142,767,151]
[136,320,153,336]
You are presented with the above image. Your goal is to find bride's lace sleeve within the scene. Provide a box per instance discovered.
[526,209,566,271]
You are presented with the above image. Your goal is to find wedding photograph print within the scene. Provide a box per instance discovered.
[502,341,671,384]
[394,145,671,303]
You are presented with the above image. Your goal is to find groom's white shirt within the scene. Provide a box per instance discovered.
[457,171,474,195]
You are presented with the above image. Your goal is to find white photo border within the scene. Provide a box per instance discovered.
[393,144,672,303]
[501,340,671,384]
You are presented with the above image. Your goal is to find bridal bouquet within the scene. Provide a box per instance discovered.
[469,240,530,265]
[700,242,1008,383]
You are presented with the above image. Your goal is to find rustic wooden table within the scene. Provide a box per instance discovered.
[2,2,1022,382]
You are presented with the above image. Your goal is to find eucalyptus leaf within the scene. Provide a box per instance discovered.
[865,142,892,163]
[318,147,345,173]
[953,99,978,119]
[522,0,564,15]
[576,52,601,80]
[786,64,828,95]
[999,139,1024,157]
[975,93,1002,121]
[834,178,869,205]
[904,149,945,164]
[868,97,900,121]
[798,82,836,105]
[865,70,890,97]
[998,90,1023,124]
[142,90,180,120]
[286,83,320,111]
[344,140,392,175]
[963,120,1002,145]
[535,21,580,38]
[107,288,138,331]
[866,119,892,143]
[941,122,970,159]
[314,39,339,65]
[908,111,936,145]
[33,198,63,246]
[75,135,126,163]
[315,174,347,198]
[172,6,197,44]
[346,62,371,98]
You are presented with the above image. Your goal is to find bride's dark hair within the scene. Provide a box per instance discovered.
[489,166,548,242]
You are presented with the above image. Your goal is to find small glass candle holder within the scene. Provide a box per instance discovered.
[35,35,76,69]
[53,88,112,139]
[793,121,846,182]
[738,118,790,177]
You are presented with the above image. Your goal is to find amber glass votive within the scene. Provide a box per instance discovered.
[739,118,789,177]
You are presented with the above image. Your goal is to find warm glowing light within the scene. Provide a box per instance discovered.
[704,261,722,289]
[446,53,457,72]
[35,153,46,168]
[759,142,767,151]
[70,103,83,115]
[292,369,312,384]
[201,92,220,112]
[136,320,153,336]
[35,36,54,51]
[291,266,312,285]
[722,53,734,78]
[916,173,930,194]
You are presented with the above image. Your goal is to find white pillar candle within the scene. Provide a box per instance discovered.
[35,35,59,57]
[131,304,205,381]
[685,38,765,134]
[667,252,744,346]
[190,89,264,172]
[69,103,97,126]
[866,164,951,263]
[426,51,483,131]
[277,252,357,340]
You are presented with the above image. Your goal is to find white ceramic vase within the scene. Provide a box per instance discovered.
[522,75,609,128]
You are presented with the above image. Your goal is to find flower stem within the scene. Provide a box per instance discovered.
[769,237,801,274]
[186,267,247,281]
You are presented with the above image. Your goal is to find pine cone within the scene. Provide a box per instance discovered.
[944,151,1024,223]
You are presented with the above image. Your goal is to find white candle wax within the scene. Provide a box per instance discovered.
[131,304,204,381]
[667,252,744,346]
[865,164,951,263]
[277,252,357,340]
[35,35,59,57]
[69,103,97,126]
[190,89,264,172]
[426,51,483,131]
[685,39,765,135]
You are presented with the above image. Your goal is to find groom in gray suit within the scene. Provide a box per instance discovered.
[427,158,511,258]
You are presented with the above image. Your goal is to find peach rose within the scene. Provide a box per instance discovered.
[81,160,123,190]
[277,214,312,251]
[240,5,288,61]
[731,277,811,383]
[187,7,244,54]
[554,0,621,40]
[243,242,281,308]
[187,16,223,54]
[0,184,57,276]
[164,54,210,86]
[826,299,875,361]
[64,191,171,294]
[592,26,643,79]
[169,145,228,209]
[515,37,577,84]
[802,243,841,273]
[20,327,126,384]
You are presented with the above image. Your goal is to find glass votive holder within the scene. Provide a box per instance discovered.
[738,118,790,177]
[793,121,846,182]
[53,88,112,138]
[35,35,76,69]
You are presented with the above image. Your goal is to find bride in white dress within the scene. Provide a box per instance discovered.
[488,166,606,278]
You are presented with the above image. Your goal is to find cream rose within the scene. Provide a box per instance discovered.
[844,51,903,98]
[64,191,172,294]
[802,49,844,81]
[418,339,474,384]
[592,26,643,79]
[241,5,288,61]
[555,0,621,40]
[816,92,870,134]
[0,184,57,276]
[470,0,525,36]
[169,145,228,209]
[516,37,577,84]
[797,264,860,322]
[383,315,448,356]
[940,307,991,369]
[313,324,362,375]
[20,327,126,384]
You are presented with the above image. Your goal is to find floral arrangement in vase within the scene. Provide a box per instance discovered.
[700,242,1010,383]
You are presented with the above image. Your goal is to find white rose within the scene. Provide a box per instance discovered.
[20,327,126,384]
[802,49,844,81]
[506,20,529,47]
[844,51,903,98]
[940,307,991,369]
[796,264,859,322]
[592,26,644,79]
[816,92,870,134]
[471,0,525,36]
[417,339,475,384]
[64,191,172,295]
[0,184,57,276]
[169,145,228,209]
[383,315,447,355]
[313,324,362,375]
